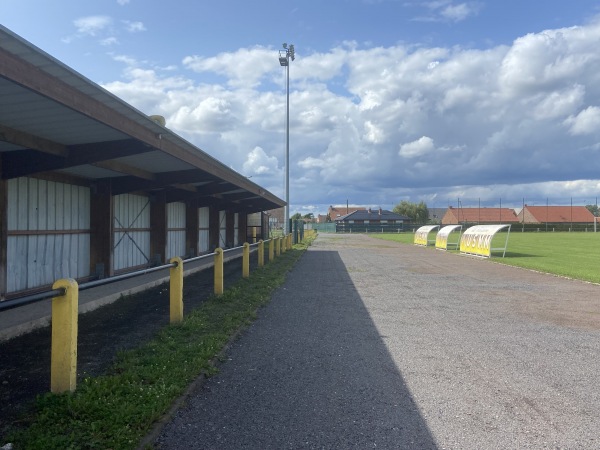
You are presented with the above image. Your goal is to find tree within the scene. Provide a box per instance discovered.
[586,204,600,217]
[393,200,429,223]
[303,213,314,219]
[291,212,302,220]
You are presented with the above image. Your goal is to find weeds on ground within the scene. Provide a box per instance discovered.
[4,234,316,450]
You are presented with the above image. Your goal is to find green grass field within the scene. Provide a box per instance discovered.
[373,231,600,284]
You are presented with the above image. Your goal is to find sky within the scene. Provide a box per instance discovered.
[3,0,600,215]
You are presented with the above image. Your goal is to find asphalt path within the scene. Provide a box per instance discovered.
[155,233,600,449]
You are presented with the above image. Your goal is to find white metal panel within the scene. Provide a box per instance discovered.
[6,177,91,293]
[234,213,239,246]
[167,202,186,259]
[219,210,226,248]
[198,207,210,253]
[113,194,151,271]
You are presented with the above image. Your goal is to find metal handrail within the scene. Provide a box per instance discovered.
[0,288,65,312]
[0,237,276,313]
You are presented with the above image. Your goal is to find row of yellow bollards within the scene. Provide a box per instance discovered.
[50,236,293,394]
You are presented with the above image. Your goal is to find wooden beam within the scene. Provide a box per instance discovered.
[92,160,156,181]
[1,139,153,180]
[0,124,68,156]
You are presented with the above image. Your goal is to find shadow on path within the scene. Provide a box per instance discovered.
[156,249,437,449]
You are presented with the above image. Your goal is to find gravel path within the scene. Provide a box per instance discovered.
[155,233,600,449]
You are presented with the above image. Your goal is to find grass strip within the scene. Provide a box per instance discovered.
[372,231,600,284]
[5,233,316,450]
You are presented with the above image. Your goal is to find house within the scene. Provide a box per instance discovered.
[328,205,368,222]
[518,205,595,223]
[428,208,448,223]
[442,206,519,224]
[335,207,410,225]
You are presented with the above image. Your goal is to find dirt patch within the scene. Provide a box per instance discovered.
[0,257,253,437]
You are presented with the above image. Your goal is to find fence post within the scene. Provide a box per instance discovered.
[276,237,281,256]
[51,278,78,393]
[269,238,275,262]
[214,248,224,295]
[243,242,250,278]
[258,240,264,267]
[169,257,184,323]
[282,235,287,253]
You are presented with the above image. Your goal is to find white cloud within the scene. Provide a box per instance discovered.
[399,136,435,157]
[117,0,130,4]
[565,106,600,135]
[123,20,146,33]
[73,16,112,36]
[243,147,280,175]
[102,19,600,213]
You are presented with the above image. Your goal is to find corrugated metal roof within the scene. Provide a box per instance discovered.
[0,24,284,212]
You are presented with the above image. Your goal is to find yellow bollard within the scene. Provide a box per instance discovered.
[214,248,224,295]
[242,242,250,278]
[282,235,287,253]
[252,227,257,244]
[51,278,78,393]
[269,238,274,262]
[169,257,184,323]
[276,237,281,256]
[258,240,264,267]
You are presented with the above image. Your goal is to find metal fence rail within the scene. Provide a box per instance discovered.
[0,235,294,394]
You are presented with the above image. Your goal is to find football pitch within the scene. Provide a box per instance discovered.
[373,231,600,284]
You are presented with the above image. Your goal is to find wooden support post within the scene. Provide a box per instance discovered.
[51,278,78,393]
[214,248,224,295]
[169,257,183,323]
[269,238,275,262]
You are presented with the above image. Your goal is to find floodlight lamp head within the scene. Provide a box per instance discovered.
[289,44,295,61]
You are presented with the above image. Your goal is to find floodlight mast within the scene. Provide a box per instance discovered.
[278,43,294,235]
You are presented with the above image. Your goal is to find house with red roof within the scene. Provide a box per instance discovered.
[518,205,595,223]
[441,206,519,225]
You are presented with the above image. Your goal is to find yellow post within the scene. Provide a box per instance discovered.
[51,278,78,393]
[252,227,257,244]
[214,247,224,295]
[242,242,250,278]
[281,235,287,253]
[276,237,281,256]
[169,257,184,323]
[258,240,264,267]
[269,238,274,262]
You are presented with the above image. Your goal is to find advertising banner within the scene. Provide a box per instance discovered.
[414,225,439,246]
[435,225,462,250]
[459,224,511,257]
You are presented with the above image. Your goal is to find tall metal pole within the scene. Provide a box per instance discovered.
[285,52,290,235]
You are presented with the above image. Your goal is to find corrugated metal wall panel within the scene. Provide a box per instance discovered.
[6,178,91,293]
[219,210,226,248]
[113,194,151,271]
[234,213,239,246]
[167,202,186,259]
[198,207,210,253]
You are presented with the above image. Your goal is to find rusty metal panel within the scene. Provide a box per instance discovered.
[198,207,209,253]
[6,177,91,293]
[167,202,186,259]
[113,193,150,271]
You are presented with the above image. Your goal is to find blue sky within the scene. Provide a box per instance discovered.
[3,1,600,214]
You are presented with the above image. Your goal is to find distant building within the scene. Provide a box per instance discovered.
[518,205,595,223]
[428,208,447,223]
[335,207,410,224]
[266,207,285,229]
[328,205,368,222]
[442,206,519,224]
